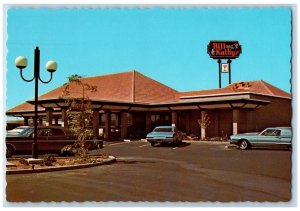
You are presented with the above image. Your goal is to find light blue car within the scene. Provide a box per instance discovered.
[146,126,183,147]
[230,127,292,150]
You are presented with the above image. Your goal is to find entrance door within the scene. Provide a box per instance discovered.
[130,112,146,139]
[110,113,121,140]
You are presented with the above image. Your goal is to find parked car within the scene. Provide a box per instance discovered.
[6,122,23,131]
[146,126,183,147]
[6,126,103,158]
[230,127,292,150]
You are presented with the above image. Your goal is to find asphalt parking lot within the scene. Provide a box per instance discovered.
[5,140,292,203]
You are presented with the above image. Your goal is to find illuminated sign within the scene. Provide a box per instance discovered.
[207,41,242,59]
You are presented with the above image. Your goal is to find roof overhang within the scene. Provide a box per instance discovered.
[149,98,270,111]
[6,97,270,117]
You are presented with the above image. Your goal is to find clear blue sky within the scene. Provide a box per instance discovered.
[6,7,292,111]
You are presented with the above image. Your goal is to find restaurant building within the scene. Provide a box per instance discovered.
[6,70,292,140]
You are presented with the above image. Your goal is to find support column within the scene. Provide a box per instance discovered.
[46,108,53,126]
[213,111,219,137]
[186,112,191,135]
[92,108,100,139]
[121,111,128,139]
[24,117,29,126]
[233,109,240,135]
[246,109,255,132]
[105,110,111,140]
[30,117,34,126]
[61,108,68,128]
[145,112,151,133]
[54,116,59,125]
[38,117,43,126]
[200,110,208,140]
[171,111,178,126]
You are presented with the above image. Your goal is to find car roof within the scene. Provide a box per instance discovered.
[15,126,72,133]
[155,126,174,128]
[265,127,291,131]
[14,126,31,129]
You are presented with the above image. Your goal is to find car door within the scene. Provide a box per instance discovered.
[37,128,51,151]
[276,129,291,148]
[257,129,282,148]
[45,128,72,151]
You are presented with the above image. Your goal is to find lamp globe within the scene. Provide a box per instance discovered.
[15,56,28,69]
[46,61,57,73]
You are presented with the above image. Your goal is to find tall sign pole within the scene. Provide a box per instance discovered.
[207,41,242,88]
[218,59,222,88]
[228,59,232,84]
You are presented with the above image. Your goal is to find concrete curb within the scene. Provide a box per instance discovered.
[6,156,116,175]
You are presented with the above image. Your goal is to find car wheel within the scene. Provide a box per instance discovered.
[239,140,249,150]
[151,143,156,147]
[6,146,13,158]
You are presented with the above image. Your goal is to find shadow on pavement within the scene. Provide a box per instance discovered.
[116,160,156,165]
[249,147,291,151]
[153,141,191,148]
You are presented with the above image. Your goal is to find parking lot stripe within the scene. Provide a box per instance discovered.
[139,144,149,148]
[107,142,127,146]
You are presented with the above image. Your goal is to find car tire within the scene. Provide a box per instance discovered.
[239,140,249,150]
[151,143,156,147]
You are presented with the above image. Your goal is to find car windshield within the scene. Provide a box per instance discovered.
[153,127,173,132]
[7,128,25,135]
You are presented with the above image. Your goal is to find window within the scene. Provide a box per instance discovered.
[151,114,161,129]
[38,129,50,137]
[111,113,119,127]
[154,127,173,132]
[151,114,160,123]
[100,114,106,126]
[261,129,281,136]
[38,128,65,137]
[50,128,65,136]
[99,113,120,127]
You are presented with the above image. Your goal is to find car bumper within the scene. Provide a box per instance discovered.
[229,140,238,145]
[146,138,174,143]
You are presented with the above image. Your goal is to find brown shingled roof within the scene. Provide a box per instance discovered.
[179,80,291,99]
[38,71,135,103]
[7,71,291,114]
[7,70,179,113]
[133,71,178,103]
[37,70,178,103]
[6,102,43,114]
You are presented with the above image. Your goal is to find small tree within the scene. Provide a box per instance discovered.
[61,74,97,160]
[197,112,211,140]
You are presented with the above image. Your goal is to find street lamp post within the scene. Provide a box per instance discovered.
[15,46,57,159]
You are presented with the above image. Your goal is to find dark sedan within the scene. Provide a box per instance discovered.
[6,126,103,158]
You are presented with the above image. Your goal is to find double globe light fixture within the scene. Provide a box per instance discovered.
[15,46,57,159]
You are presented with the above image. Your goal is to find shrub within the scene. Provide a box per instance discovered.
[43,154,57,166]
[61,145,77,156]
[19,158,29,166]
